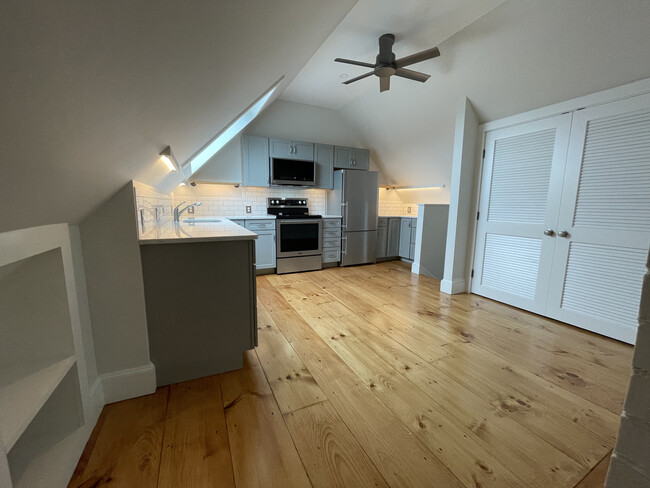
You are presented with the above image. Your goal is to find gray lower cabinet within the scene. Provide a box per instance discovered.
[334,146,370,170]
[315,143,334,189]
[140,239,257,387]
[322,218,341,263]
[245,220,276,271]
[376,218,388,258]
[242,135,269,187]
[377,217,402,259]
[387,218,400,256]
[398,219,411,258]
[398,218,417,259]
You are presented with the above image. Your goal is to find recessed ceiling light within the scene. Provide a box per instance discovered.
[339,73,349,79]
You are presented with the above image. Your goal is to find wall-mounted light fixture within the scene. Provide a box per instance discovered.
[159,146,180,173]
[384,184,446,191]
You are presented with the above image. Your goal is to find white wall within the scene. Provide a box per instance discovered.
[0,0,358,234]
[607,251,650,486]
[339,0,650,201]
[79,182,155,402]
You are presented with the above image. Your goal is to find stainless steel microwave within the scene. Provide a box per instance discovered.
[270,158,316,186]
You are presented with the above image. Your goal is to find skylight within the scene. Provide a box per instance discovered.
[184,80,280,176]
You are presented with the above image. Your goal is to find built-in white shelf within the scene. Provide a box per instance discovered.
[0,356,76,451]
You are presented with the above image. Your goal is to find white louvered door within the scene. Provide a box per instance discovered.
[471,114,572,313]
[546,94,650,343]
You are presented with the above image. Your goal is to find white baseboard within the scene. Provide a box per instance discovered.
[99,362,157,404]
[440,278,467,295]
[88,376,105,422]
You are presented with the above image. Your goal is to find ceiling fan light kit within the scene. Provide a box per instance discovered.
[335,33,440,92]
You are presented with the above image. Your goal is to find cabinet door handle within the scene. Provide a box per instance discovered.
[543,229,555,236]
[557,230,569,238]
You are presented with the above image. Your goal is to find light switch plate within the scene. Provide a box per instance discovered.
[188,206,194,214]
[407,206,412,213]
[246,206,252,213]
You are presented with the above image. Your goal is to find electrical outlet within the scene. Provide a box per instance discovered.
[188,206,195,214]
[246,205,252,214]
[407,206,412,213]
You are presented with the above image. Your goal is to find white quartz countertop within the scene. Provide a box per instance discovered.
[379,215,417,219]
[321,215,342,219]
[225,215,276,220]
[139,218,257,245]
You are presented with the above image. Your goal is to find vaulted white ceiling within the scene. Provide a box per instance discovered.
[2,0,650,233]
[0,0,357,233]
[289,0,650,201]
[281,0,507,109]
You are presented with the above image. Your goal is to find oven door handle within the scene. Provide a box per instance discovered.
[341,235,348,255]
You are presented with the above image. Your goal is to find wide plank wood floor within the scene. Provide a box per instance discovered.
[69,261,634,488]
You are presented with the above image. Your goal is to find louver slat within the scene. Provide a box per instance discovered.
[488,129,556,224]
[574,109,650,231]
[561,243,646,327]
[481,234,542,300]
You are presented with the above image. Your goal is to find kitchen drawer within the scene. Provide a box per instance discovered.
[323,219,341,229]
[378,217,388,227]
[231,219,245,227]
[322,248,341,263]
[245,220,276,231]
[323,237,341,248]
[323,228,341,238]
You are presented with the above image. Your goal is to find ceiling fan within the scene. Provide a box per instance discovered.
[335,33,440,93]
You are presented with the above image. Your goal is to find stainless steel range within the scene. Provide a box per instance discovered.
[268,198,323,275]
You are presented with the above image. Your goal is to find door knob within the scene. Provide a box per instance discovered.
[557,230,569,238]
[544,229,555,236]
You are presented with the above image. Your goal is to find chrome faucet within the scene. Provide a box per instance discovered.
[174,201,202,221]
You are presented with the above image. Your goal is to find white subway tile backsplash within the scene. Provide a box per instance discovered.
[171,186,328,217]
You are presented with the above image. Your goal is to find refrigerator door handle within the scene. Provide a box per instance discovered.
[341,202,348,229]
[342,235,348,255]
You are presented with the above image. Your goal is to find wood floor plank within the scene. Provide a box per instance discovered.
[284,401,389,488]
[255,303,327,414]
[257,277,465,488]
[70,263,632,488]
[574,451,612,488]
[434,342,620,445]
[219,350,312,488]
[68,388,168,488]
[157,376,234,488]
[276,280,581,488]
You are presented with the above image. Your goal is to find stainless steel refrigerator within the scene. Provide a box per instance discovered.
[327,170,379,266]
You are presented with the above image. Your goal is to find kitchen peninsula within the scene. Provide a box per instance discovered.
[139,219,258,386]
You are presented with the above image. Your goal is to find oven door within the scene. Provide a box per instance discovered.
[276,219,323,258]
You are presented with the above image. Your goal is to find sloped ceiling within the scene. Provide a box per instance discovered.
[0,0,357,233]
[283,0,650,203]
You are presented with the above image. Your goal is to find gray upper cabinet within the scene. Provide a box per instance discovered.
[269,138,314,161]
[334,146,370,170]
[242,135,269,187]
[314,144,334,189]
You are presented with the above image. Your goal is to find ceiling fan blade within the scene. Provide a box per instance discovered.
[394,67,431,83]
[342,71,374,85]
[395,47,440,69]
[377,33,395,64]
[380,76,390,92]
[335,58,375,68]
